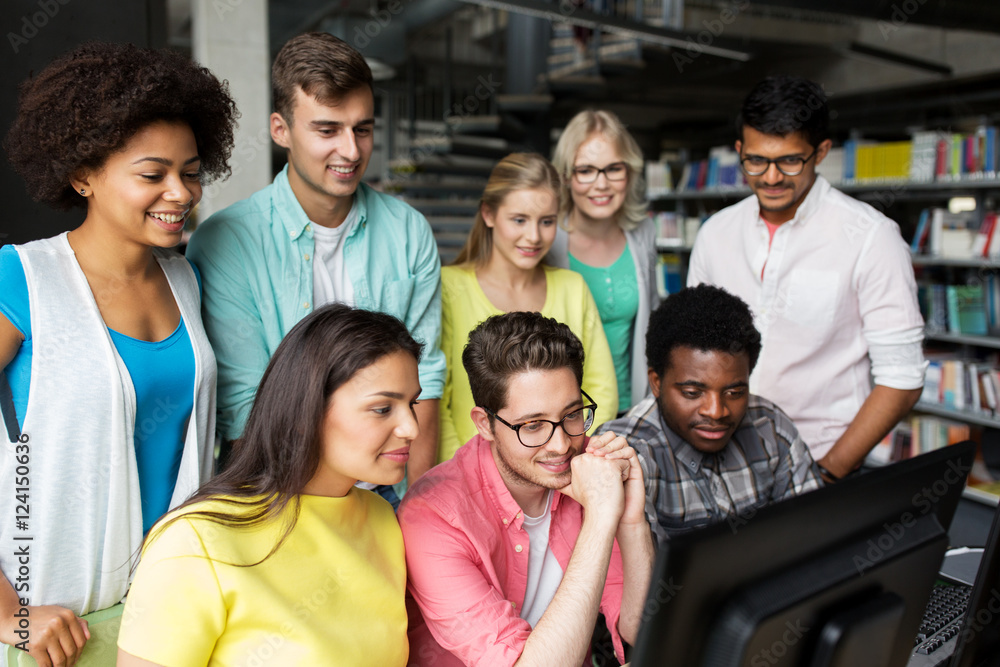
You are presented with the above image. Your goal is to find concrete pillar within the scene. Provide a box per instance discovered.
[505,13,550,96]
[191,0,271,221]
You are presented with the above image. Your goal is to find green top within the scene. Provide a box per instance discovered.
[570,244,638,413]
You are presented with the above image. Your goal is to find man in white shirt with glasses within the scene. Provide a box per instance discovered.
[687,75,927,484]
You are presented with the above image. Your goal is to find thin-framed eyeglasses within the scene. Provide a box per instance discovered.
[484,390,598,448]
[572,162,628,184]
[740,148,817,176]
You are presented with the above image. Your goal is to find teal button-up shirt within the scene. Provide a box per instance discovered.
[187,166,445,441]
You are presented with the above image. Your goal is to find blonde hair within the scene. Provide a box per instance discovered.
[551,109,647,231]
[453,153,563,266]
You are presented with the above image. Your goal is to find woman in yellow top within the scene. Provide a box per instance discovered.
[438,153,617,462]
[117,304,420,666]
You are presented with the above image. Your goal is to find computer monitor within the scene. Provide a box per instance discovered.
[631,441,977,667]
[953,500,1000,667]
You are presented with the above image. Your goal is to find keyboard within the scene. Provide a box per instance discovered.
[912,583,972,657]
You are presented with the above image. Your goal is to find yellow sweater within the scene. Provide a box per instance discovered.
[119,490,408,666]
[438,264,618,462]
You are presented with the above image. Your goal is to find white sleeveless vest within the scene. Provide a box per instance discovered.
[0,233,216,615]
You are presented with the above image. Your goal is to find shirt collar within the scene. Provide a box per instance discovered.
[750,174,830,229]
[473,434,563,531]
[272,165,370,240]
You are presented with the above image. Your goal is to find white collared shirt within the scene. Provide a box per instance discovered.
[688,175,927,459]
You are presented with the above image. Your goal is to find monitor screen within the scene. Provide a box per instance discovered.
[631,441,977,667]
[954,500,1000,667]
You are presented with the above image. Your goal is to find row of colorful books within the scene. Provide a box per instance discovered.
[921,356,1000,414]
[652,211,701,248]
[656,125,1000,194]
[674,146,745,192]
[910,207,996,259]
[869,420,998,497]
[917,282,997,336]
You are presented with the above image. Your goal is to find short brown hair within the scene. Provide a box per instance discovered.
[462,312,585,415]
[272,32,373,122]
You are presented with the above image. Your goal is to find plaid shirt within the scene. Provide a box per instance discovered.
[597,394,824,547]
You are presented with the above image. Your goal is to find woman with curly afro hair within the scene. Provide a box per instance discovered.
[0,42,236,666]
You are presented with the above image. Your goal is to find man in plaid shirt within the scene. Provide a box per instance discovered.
[597,284,824,547]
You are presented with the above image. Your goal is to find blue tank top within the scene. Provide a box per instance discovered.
[0,245,198,533]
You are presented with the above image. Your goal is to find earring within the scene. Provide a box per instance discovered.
[79,188,86,196]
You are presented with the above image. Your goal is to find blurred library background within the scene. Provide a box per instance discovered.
[4,0,1000,507]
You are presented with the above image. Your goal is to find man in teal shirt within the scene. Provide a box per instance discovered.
[187,33,445,494]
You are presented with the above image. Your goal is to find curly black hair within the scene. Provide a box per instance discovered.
[5,42,239,210]
[645,284,761,376]
[737,75,828,148]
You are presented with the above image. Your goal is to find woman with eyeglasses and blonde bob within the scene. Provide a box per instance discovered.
[437,152,617,463]
[548,110,660,416]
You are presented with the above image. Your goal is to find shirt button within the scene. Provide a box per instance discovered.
[511,601,517,609]
[515,544,523,553]
[303,302,310,309]
[305,224,311,232]
[304,253,311,261]
[516,512,521,519]
[502,518,508,525]
[289,231,295,238]
[689,461,696,469]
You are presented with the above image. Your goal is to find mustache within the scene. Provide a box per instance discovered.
[690,420,732,430]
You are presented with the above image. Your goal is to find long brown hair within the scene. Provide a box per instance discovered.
[142,304,423,564]
[453,152,563,266]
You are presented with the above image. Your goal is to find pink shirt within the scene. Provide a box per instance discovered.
[398,435,626,666]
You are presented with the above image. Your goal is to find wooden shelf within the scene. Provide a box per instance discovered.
[913,401,1000,429]
[924,331,1000,349]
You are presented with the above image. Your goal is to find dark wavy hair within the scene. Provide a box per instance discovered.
[737,75,829,148]
[5,41,238,210]
[646,285,761,376]
[143,304,422,565]
[463,311,585,417]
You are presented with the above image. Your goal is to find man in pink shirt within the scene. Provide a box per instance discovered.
[398,312,654,666]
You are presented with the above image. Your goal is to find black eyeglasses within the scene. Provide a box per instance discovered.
[572,162,628,184]
[740,149,817,176]
[484,390,598,448]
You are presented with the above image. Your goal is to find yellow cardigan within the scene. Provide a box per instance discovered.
[438,264,618,463]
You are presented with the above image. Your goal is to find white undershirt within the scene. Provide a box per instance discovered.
[519,490,564,627]
[311,202,358,309]
[311,203,372,490]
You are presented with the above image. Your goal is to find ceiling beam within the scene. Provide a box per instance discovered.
[451,0,752,60]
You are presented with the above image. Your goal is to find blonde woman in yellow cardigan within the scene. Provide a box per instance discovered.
[438,153,616,462]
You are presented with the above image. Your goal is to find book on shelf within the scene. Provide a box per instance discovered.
[867,418,975,465]
[920,351,1000,415]
[655,254,683,297]
[910,207,993,258]
[644,161,673,198]
[838,125,999,185]
[918,277,1000,336]
[652,211,700,248]
[946,285,988,336]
